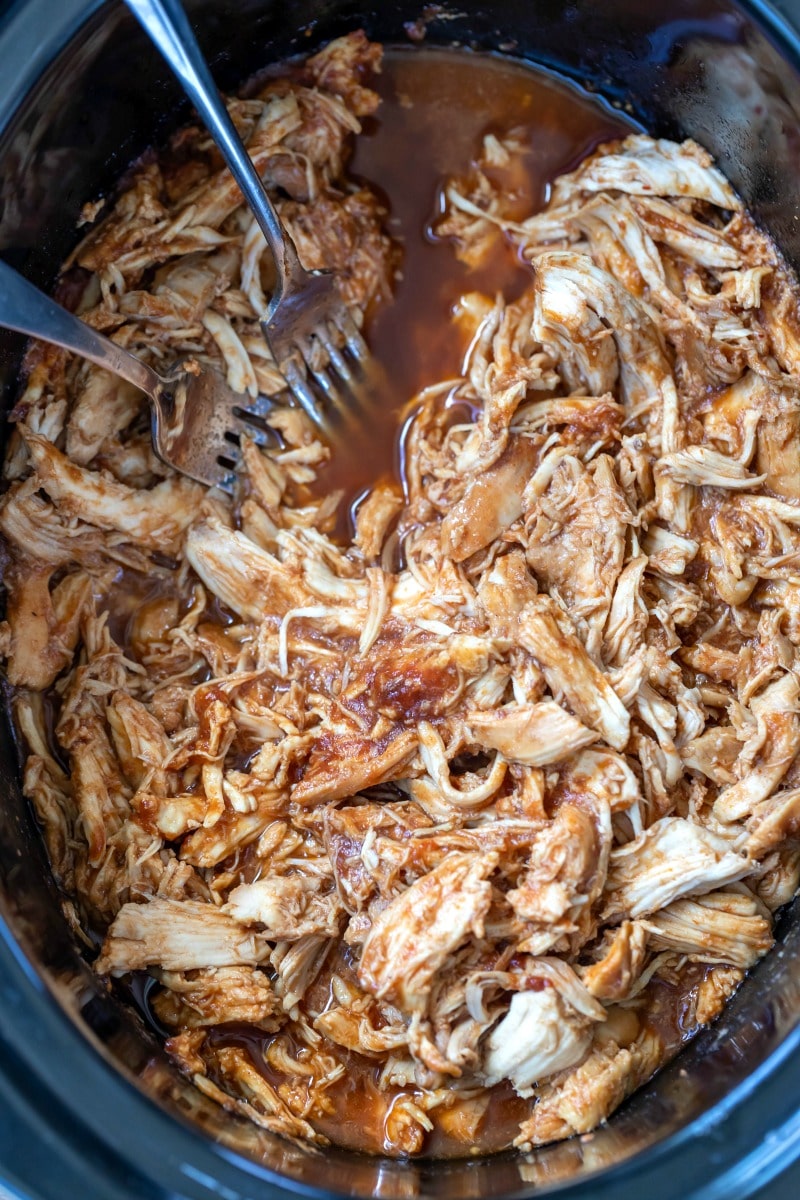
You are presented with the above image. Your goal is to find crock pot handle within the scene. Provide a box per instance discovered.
[123,0,302,298]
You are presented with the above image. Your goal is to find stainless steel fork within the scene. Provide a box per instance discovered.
[125,0,372,439]
[0,258,272,492]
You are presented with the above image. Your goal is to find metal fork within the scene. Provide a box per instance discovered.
[0,258,272,491]
[125,0,371,439]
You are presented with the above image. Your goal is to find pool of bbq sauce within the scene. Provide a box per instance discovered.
[310,45,639,530]
[198,960,712,1159]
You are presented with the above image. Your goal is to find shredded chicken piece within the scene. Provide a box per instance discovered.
[153,965,281,1029]
[513,1028,664,1149]
[224,876,343,940]
[3,43,799,1157]
[581,921,648,1001]
[640,892,773,969]
[97,899,269,973]
[519,597,631,750]
[549,134,739,209]
[604,818,750,920]
[358,851,498,1015]
[481,986,596,1094]
[507,803,611,953]
[440,436,540,561]
[467,701,597,766]
[713,673,800,822]
[25,432,204,551]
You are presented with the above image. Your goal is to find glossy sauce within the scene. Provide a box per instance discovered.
[112,48,649,1160]
[253,51,652,1156]
[199,972,707,1159]
[311,46,635,525]
[181,49,642,1160]
[9,41,739,1162]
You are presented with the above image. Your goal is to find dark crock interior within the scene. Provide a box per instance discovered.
[2,2,800,1198]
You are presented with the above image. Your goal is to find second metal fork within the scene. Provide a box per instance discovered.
[125,0,371,440]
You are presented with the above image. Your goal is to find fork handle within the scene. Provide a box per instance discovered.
[124,0,300,296]
[0,258,162,398]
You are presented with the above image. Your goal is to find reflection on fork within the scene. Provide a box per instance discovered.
[125,0,380,446]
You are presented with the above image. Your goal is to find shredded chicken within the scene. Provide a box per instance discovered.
[3,33,800,1160]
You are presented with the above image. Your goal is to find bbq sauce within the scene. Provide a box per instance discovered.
[202,973,712,1158]
[91,49,642,1162]
[311,46,636,526]
[202,50,642,1160]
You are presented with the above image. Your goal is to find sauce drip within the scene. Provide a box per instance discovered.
[312,46,635,523]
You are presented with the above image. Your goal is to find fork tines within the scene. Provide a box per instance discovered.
[215,394,277,484]
[278,307,371,436]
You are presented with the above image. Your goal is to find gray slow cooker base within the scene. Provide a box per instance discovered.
[3,2,800,1197]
